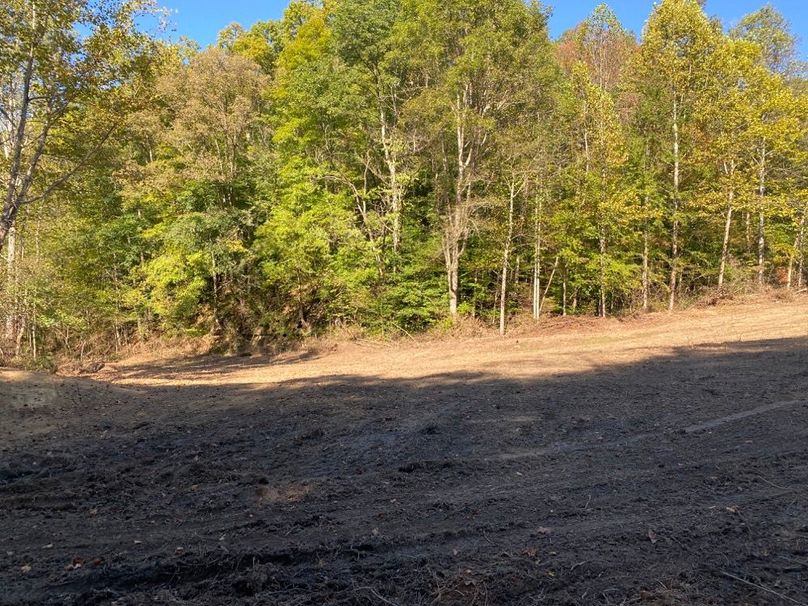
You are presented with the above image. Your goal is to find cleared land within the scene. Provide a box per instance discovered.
[2,298,808,605]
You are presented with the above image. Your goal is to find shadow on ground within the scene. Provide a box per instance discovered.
[2,337,808,605]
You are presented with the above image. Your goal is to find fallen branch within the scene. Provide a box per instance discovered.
[356,586,401,606]
[721,570,808,606]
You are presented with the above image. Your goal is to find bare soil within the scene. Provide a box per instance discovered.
[3,299,808,605]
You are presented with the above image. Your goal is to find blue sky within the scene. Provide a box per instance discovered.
[155,0,807,58]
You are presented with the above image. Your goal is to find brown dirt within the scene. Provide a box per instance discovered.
[2,298,808,605]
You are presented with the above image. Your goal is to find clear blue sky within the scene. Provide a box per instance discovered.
[156,0,806,58]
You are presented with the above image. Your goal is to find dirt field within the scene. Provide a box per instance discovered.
[3,298,808,605]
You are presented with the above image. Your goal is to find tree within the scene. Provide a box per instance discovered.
[218,20,284,74]
[254,3,377,334]
[731,6,799,78]
[631,0,718,310]
[331,0,412,256]
[158,49,268,205]
[731,7,804,286]
[557,6,636,316]
[396,0,552,317]
[0,0,159,251]
[557,3,634,94]
[695,38,759,290]
[3,0,808,361]
[744,70,802,286]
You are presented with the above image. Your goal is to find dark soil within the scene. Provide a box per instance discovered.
[2,301,808,605]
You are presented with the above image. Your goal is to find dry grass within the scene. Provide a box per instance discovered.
[93,294,808,390]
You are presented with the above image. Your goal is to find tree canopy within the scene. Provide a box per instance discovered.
[1,0,806,362]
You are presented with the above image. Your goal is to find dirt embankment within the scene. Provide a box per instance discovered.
[3,298,808,605]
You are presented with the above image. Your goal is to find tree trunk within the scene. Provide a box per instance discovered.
[14,316,25,358]
[787,249,795,290]
[0,202,22,255]
[538,256,559,316]
[443,192,465,319]
[445,235,459,317]
[798,205,807,290]
[757,211,765,286]
[532,256,540,319]
[668,98,680,313]
[532,194,543,320]
[499,182,516,336]
[448,262,458,317]
[641,225,649,312]
[745,212,752,253]
[598,227,607,318]
[379,105,402,254]
[786,206,804,290]
[0,13,36,253]
[757,145,766,287]
[498,265,507,335]
[718,203,733,291]
[441,92,476,320]
[30,305,37,361]
[668,210,679,312]
[641,144,651,312]
[4,225,16,343]
[562,269,567,317]
[718,160,735,292]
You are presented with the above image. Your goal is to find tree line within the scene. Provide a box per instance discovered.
[1,0,806,362]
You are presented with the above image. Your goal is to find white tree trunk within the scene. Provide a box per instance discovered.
[798,206,807,289]
[499,182,516,336]
[4,225,16,343]
[786,206,804,290]
[757,146,766,287]
[532,194,543,320]
[444,225,460,318]
[562,270,568,317]
[641,225,649,312]
[668,97,680,313]
[447,258,458,317]
[718,203,733,291]
[379,105,403,254]
[598,227,607,318]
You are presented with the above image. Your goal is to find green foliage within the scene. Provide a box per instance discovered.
[2,0,806,361]
[730,6,799,76]
[254,168,376,332]
[218,20,284,73]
